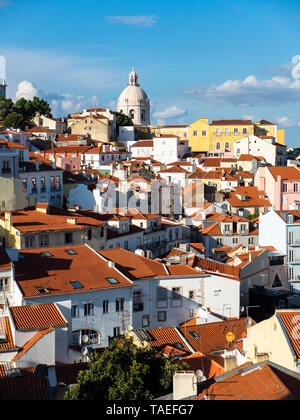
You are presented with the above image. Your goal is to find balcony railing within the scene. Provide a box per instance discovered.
[142,240,169,251]
[289,240,300,246]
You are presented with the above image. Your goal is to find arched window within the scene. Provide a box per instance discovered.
[129,109,135,120]
[72,329,100,346]
[216,142,221,150]
[225,142,230,150]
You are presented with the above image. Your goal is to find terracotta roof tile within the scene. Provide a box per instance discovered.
[10,303,67,331]
[277,311,300,358]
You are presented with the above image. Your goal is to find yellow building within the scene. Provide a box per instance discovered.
[150,125,188,141]
[188,118,210,152]
[254,120,285,145]
[247,309,300,373]
[188,119,254,153]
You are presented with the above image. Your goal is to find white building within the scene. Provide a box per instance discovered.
[234,135,287,166]
[117,68,151,126]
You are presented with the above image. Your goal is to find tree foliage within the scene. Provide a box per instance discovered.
[64,337,189,400]
[0,96,52,128]
[4,112,25,129]
[110,110,133,136]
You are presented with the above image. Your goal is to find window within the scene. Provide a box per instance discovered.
[189,331,199,339]
[113,327,121,337]
[40,177,46,192]
[225,142,230,150]
[157,287,167,303]
[31,178,37,193]
[243,128,248,135]
[216,142,221,150]
[233,238,238,245]
[282,183,288,193]
[72,329,99,346]
[103,300,109,314]
[248,237,254,245]
[289,249,295,263]
[294,183,299,193]
[272,275,283,288]
[65,232,73,245]
[70,281,84,289]
[201,130,207,137]
[189,290,195,300]
[65,249,77,255]
[71,305,78,318]
[116,298,125,312]
[189,309,194,318]
[240,224,247,233]
[0,278,8,291]
[171,287,181,301]
[106,277,119,285]
[22,179,27,191]
[193,130,198,137]
[84,303,94,316]
[50,176,55,191]
[216,128,221,136]
[87,230,92,241]
[214,290,221,296]
[234,128,239,135]
[41,251,53,258]
[225,128,230,135]
[157,311,166,322]
[56,176,60,191]
[288,267,294,280]
[39,235,49,247]
[25,236,35,249]
[142,315,149,328]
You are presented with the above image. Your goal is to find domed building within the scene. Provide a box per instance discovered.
[117,68,150,126]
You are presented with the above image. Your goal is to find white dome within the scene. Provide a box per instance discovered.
[117,68,150,126]
[118,85,149,107]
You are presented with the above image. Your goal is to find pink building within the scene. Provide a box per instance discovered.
[255,166,300,210]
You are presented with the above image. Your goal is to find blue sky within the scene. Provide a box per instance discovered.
[1,0,300,146]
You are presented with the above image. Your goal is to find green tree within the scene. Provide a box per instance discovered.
[4,112,25,129]
[0,98,14,120]
[30,96,52,117]
[110,110,133,136]
[64,337,189,400]
[14,98,35,121]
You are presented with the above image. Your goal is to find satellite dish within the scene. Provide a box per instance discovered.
[82,335,89,344]
[81,346,89,356]
[195,370,206,382]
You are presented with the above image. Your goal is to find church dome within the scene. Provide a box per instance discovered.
[118,85,149,107]
[117,68,150,126]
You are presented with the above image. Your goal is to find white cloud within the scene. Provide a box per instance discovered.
[242,114,255,121]
[15,80,38,100]
[153,105,187,120]
[183,56,300,106]
[106,15,158,27]
[276,116,300,128]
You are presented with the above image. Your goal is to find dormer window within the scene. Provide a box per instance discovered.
[287,214,294,224]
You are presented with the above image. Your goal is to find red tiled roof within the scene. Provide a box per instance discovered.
[0,138,28,149]
[179,318,253,354]
[131,140,153,148]
[268,166,300,181]
[0,317,16,352]
[147,327,191,354]
[226,186,271,208]
[210,120,253,126]
[178,352,224,379]
[195,363,299,400]
[278,311,300,358]
[0,376,50,400]
[14,244,134,298]
[10,303,67,331]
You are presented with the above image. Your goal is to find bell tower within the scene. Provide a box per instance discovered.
[0,80,7,99]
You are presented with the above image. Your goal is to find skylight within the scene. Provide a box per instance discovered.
[65,249,77,255]
[41,252,53,258]
[189,331,200,339]
[106,277,120,285]
[70,281,84,289]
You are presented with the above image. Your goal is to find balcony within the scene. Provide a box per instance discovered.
[133,302,144,312]
[142,239,169,251]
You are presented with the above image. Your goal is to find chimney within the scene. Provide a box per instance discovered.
[223,355,238,373]
[173,371,198,400]
[108,261,115,269]
[67,218,78,225]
